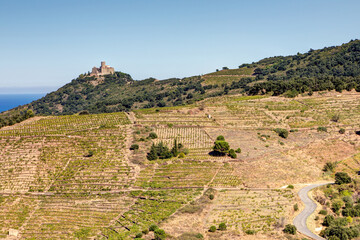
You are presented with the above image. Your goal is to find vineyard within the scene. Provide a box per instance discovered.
[206,189,294,233]
[1,91,360,239]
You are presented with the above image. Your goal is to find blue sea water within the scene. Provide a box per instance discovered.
[0,94,45,113]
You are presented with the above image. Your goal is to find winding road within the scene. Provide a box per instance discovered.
[293,183,332,240]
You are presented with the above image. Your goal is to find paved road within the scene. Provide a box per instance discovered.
[293,183,332,240]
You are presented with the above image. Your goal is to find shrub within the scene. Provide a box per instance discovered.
[135,232,143,238]
[274,128,289,138]
[130,144,139,150]
[322,215,334,226]
[317,126,327,132]
[283,89,299,98]
[183,148,189,155]
[332,199,344,213]
[335,172,352,185]
[178,152,185,158]
[154,229,166,240]
[294,203,299,211]
[287,185,294,189]
[235,148,241,153]
[209,226,216,232]
[339,128,345,134]
[149,132,158,139]
[323,162,336,172]
[195,233,204,239]
[283,224,296,235]
[331,113,340,122]
[85,150,94,157]
[219,222,227,231]
[142,229,149,234]
[228,149,237,158]
[319,209,328,215]
[216,135,225,141]
[245,230,255,235]
[209,194,214,200]
[149,224,159,231]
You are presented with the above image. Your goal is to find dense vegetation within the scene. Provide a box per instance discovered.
[23,73,223,115]
[315,171,360,240]
[247,39,360,96]
[0,110,34,128]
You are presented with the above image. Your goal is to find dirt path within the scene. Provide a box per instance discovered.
[293,182,332,240]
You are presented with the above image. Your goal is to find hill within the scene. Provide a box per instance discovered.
[2,39,360,129]
[1,90,360,239]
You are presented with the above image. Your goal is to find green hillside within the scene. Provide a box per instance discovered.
[2,39,360,128]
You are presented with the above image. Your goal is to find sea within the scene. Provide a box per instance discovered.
[0,94,46,113]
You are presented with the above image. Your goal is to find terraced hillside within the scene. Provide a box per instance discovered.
[1,91,360,239]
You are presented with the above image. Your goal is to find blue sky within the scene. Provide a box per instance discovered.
[0,0,359,93]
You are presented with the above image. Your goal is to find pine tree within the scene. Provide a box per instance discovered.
[171,138,179,157]
[147,144,158,160]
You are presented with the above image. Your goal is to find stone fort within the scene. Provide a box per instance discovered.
[90,61,115,76]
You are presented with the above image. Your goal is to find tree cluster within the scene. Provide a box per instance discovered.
[147,139,187,161]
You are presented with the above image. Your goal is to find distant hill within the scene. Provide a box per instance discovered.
[1,39,360,127]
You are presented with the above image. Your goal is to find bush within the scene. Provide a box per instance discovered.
[209,194,214,200]
[228,149,237,158]
[323,215,335,226]
[130,144,139,150]
[209,226,216,232]
[332,199,344,213]
[319,209,328,215]
[154,229,166,240]
[195,233,204,239]
[335,172,352,185]
[213,140,230,155]
[219,222,227,231]
[135,232,143,238]
[149,224,159,231]
[287,185,294,189]
[142,229,149,234]
[323,162,336,172]
[283,224,297,235]
[149,132,158,139]
[178,152,185,158]
[235,148,241,153]
[274,128,289,138]
[216,135,225,141]
[317,126,328,132]
[294,203,299,211]
[339,128,345,134]
[245,230,255,235]
[331,113,340,122]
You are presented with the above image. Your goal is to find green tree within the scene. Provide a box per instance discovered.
[216,135,225,141]
[171,138,179,157]
[219,222,227,231]
[147,144,158,160]
[335,172,352,185]
[228,149,237,158]
[323,215,335,226]
[213,140,230,155]
[149,132,158,139]
[209,226,216,232]
[274,128,289,138]
[283,224,296,235]
[130,144,139,150]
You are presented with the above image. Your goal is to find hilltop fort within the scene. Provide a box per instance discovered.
[90,61,115,76]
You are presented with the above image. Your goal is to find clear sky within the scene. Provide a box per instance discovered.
[0,0,359,93]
